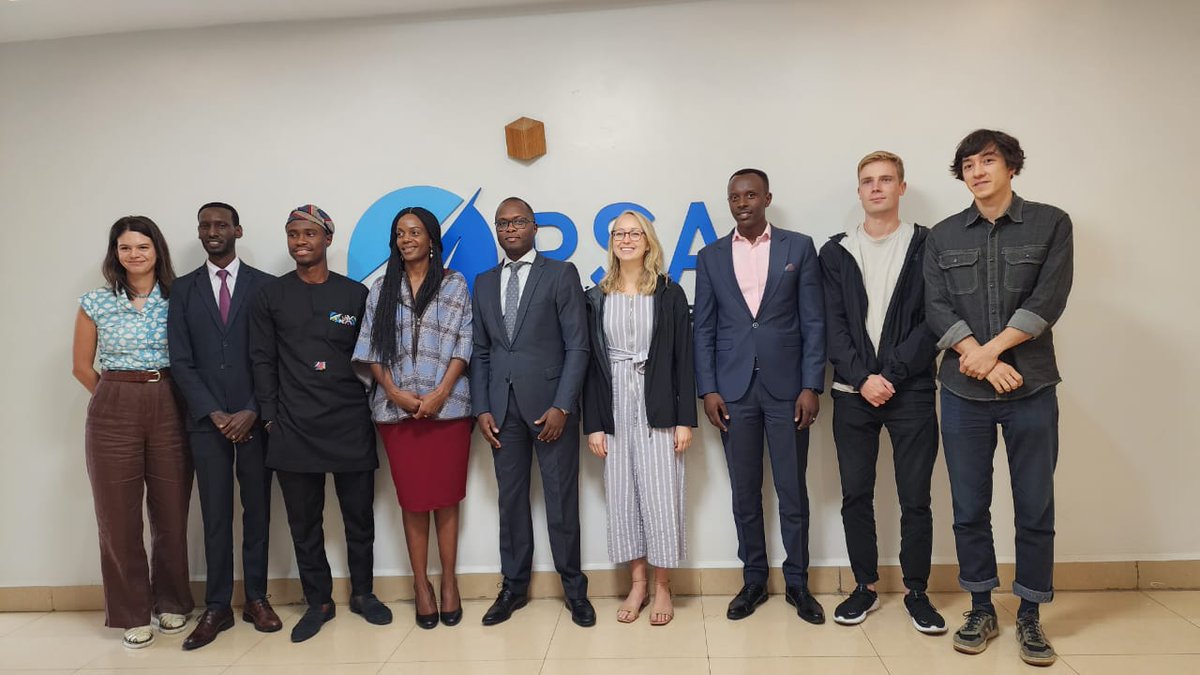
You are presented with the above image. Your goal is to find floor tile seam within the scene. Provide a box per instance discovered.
[1140,588,1195,623]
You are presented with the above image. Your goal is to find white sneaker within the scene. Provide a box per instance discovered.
[122,625,155,649]
[154,612,189,635]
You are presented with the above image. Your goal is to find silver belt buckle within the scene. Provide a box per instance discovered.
[147,369,161,383]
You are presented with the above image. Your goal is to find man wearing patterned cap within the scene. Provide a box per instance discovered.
[250,205,392,642]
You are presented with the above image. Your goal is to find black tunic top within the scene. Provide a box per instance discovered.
[250,271,377,473]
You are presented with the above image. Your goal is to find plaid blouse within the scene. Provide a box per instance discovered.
[353,269,472,423]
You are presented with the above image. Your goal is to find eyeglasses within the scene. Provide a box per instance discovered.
[611,229,644,241]
[494,218,534,231]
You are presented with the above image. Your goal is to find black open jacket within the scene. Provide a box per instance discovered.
[818,225,937,392]
[582,276,698,434]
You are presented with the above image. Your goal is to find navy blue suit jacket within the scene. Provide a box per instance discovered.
[693,226,826,402]
[169,262,275,433]
[469,254,589,428]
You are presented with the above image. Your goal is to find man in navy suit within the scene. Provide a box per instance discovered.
[470,196,595,628]
[694,169,827,624]
[168,202,281,650]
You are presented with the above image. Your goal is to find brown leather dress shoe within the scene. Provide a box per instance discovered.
[182,607,234,651]
[242,598,283,633]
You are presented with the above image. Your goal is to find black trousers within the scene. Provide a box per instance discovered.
[191,429,273,609]
[832,388,939,592]
[492,389,588,600]
[276,469,375,607]
[722,372,811,588]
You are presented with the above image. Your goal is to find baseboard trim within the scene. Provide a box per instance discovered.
[3,560,1197,612]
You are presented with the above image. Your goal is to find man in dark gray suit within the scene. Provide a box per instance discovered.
[168,202,281,650]
[470,196,595,628]
[694,169,827,624]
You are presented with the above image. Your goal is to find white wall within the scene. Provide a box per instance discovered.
[1,0,1196,588]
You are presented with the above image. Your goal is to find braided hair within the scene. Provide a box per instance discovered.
[370,206,445,366]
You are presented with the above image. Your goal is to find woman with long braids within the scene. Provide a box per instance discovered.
[72,216,194,648]
[353,206,473,629]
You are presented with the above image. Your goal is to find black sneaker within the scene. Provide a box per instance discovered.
[833,584,879,625]
[904,591,947,634]
[952,607,998,654]
[1016,614,1057,666]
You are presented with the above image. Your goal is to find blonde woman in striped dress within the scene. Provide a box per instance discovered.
[583,211,697,626]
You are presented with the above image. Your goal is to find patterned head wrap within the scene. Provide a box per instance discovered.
[286,204,335,234]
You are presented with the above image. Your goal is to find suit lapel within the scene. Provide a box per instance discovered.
[194,265,224,331]
[757,230,791,315]
[482,264,509,348]
[510,254,546,344]
[717,236,754,319]
[223,265,254,331]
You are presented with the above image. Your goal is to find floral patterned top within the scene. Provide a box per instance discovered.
[79,285,170,370]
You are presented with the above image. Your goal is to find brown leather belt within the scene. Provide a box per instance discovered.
[101,368,170,383]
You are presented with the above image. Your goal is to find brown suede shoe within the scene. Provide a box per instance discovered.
[242,598,283,633]
[182,607,234,651]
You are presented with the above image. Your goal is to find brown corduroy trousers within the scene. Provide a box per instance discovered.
[84,374,194,628]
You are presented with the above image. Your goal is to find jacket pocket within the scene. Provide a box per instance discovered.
[544,365,561,380]
[938,248,980,296]
[1002,244,1047,292]
[715,338,733,352]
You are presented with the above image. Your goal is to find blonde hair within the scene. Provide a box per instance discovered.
[598,210,664,295]
[857,150,905,182]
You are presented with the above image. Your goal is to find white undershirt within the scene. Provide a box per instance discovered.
[499,249,537,315]
[205,257,241,305]
[832,222,913,393]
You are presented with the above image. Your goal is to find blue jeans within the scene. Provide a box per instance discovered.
[941,386,1058,603]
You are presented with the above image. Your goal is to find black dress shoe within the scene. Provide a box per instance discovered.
[566,597,596,627]
[440,585,463,627]
[785,585,826,624]
[481,588,528,626]
[410,583,438,630]
[350,593,394,626]
[726,583,768,620]
[291,603,336,643]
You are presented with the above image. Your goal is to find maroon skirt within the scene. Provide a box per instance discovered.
[377,418,472,512]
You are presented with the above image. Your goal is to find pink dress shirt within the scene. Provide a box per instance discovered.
[731,224,772,317]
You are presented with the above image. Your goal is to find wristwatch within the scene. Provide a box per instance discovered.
[555,407,569,416]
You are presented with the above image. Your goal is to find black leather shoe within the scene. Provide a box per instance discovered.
[481,588,528,626]
[411,583,438,630]
[440,585,463,627]
[566,597,596,627]
[349,593,394,626]
[726,583,768,620]
[291,603,336,643]
[785,585,826,624]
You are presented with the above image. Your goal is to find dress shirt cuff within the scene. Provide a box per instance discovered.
[1008,308,1048,339]
[937,320,974,351]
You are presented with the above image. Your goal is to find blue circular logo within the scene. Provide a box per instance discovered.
[348,185,498,291]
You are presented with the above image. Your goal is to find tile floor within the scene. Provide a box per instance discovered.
[1,591,1198,673]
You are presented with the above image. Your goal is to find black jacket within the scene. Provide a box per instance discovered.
[818,225,937,392]
[582,276,697,434]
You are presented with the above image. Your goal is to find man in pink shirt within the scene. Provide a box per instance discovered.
[694,168,827,624]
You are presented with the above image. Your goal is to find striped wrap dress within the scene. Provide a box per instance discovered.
[602,292,686,567]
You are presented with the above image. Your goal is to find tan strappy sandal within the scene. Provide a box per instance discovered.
[650,580,674,626]
[616,579,650,623]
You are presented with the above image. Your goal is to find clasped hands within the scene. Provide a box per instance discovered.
[959,341,1024,394]
[385,385,451,420]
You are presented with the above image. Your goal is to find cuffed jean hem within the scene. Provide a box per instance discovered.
[1013,581,1054,604]
[959,575,1000,593]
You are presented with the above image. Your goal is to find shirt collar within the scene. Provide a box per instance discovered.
[964,193,1025,227]
[732,223,772,244]
[206,257,241,279]
[504,249,537,267]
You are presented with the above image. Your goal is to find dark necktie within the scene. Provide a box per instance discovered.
[504,261,528,340]
[217,269,232,324]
